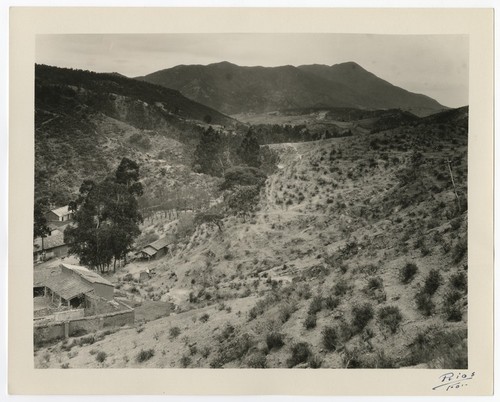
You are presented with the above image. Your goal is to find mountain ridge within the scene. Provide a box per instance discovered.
[136,61,448,116]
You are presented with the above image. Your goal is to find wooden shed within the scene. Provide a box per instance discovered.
[140,235,175,261]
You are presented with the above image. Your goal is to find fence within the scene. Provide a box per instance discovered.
[34,301,135,344]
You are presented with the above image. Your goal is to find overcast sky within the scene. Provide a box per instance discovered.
[36,34,469,108]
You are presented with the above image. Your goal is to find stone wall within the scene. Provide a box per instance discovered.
[34,301,135,344]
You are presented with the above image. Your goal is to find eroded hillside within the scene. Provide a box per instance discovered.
[35,111,468,369]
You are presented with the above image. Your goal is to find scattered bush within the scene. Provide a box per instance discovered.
[266,332,284,350]
[136,348,155,363]
[400,262,418,284]
[444,289,462,307]
[169,327,181,339]
[366,277,383,291]
[334,280,349,296]
[70,328,88,338]
[244,352,267,368]
[308,296,323,315]
[452,240,467,263]
[444,303,463,322]
[199,313,210,323]
[287,342,312,368]
[322,326,339,351]
[95,351,107,363]
[423,269,442,295]
[278,302,297,323]
[303,313,317,330]
[450,271,467,292]
[307,354,323,368]
[324,295,340,310]
[377,306,403,333]
[415,291,435,316]
[351,303,374,333]
[180,355,192,368]
[405,328,467,368]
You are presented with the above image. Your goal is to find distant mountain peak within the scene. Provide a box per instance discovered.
[138,61,447,115]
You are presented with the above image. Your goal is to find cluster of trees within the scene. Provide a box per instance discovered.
[193,127,261,177]
[64,158,143,272]
[250,124,346,144]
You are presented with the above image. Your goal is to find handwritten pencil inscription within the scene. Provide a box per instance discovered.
[433,372,475,391]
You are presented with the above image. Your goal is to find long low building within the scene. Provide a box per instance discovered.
[34,263,114,310]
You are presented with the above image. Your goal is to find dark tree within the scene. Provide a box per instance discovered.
[193,126,224,176]
[219,166,267,191]
[238,128,261,167]
[64,158,143,272]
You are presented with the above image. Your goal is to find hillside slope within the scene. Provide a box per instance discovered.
[35,110,468,369]
[137,61,447,116]
[35,65,236,205]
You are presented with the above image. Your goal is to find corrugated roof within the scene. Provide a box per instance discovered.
[33,230,66,252]
[50,205,72,217]
[61,263,113,287]
[147,235,175,251]
[141,246,157,256]
[34,266,62,287]
[44,273,94,300]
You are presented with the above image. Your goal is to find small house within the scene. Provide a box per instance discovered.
[140,235,175,260]
[45,205,74,223]
[33,229,68,262]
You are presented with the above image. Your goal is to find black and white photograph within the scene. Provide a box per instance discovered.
[30,32,471,370]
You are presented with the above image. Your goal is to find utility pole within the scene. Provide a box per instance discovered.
[446,159,461,212]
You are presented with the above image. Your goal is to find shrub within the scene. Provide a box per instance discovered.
[266,332,284,350]
[244,352,267,368]
[444,303,463,322]
[278,302,297,323]
[338,319,353,342]
[351,303,374,333]
[136,348,155,363]
[334,280,349,296]
[307,354,323,368]
[303,313,317,330]
[377,306,403,333]
[169,327,181,339]
[321,326,339,351]
[452,240,467,263]
[415,291,435,316]
[450,271,467,292]
[180,355,192,368]
[400,262,418,284]
[423,269,442,295]
[444,289,462,307]
[199,313,210,323]
[308,296,323,315]
[95,351,107,363]
[287,342,312,368]
[324,295,340,310]
[405,328,467,368]
[70,327,88,338]
[366,277,383,291]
